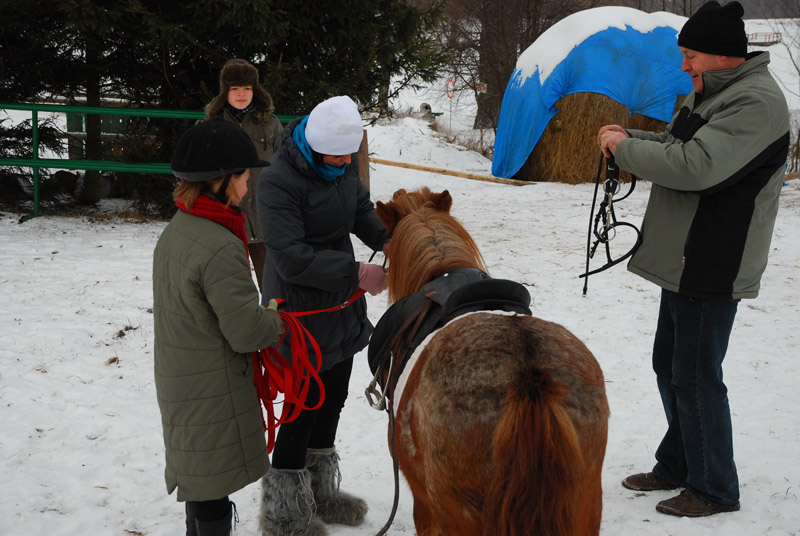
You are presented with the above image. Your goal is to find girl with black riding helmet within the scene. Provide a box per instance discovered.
[255,96,390,536]
[152,119,284,536]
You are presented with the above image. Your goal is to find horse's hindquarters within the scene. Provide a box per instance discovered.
[394,312,609,536]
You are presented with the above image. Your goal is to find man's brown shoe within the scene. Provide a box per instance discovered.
[656,490,740,517]
[622,472,680,491]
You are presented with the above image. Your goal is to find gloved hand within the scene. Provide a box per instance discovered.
[266,298,285,343]
[358,263,388,295]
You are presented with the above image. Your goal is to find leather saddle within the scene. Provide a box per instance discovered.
[367,268,532,404]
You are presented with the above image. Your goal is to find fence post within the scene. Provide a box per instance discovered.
[31,110,40,219]
[358,129,370,190]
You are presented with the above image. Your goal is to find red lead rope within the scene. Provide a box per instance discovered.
[252,288,367,453]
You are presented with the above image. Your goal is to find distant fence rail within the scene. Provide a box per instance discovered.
[0,102,296,221]
[747,32,782,46]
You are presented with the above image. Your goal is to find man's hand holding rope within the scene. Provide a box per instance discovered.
[597,124,630,157]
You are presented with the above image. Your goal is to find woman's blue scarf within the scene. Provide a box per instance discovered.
[292,116,349,182]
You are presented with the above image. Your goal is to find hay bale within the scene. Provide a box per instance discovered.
[512,92,676,184]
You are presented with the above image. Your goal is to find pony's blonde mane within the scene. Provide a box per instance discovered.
[381,189,487,303]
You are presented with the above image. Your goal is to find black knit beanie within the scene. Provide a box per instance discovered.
[678,1,747,57]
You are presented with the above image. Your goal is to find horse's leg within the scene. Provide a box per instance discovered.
[394,368,439,536]
[394,436,436,534]
[412,499,439,536]
[567,340,609,536]
[401,345,487,536]
[574,425,608,535]
[398,441,450,536]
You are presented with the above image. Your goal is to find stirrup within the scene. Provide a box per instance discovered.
[365,352,393,411]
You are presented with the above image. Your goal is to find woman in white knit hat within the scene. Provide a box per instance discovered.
[255,96,390,536]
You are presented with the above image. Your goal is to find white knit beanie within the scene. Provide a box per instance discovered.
[305,96,364,155]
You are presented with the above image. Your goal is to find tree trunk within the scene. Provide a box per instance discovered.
[473,25,496,129]
[473,92,496,129]
[80,35,103,205]
[377,75,391,114]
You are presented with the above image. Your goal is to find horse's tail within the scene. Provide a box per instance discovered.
[482,366,585,536]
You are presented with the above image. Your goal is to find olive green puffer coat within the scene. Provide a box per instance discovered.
[216,107,282,244]
[152,208,282,501]
[205,86,283,244]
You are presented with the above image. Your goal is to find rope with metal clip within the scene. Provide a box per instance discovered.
[580,154,642,295]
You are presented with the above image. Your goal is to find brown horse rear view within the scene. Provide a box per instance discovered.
[375,188,609,536]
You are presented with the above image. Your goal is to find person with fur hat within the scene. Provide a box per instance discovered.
[254,95,391,535]
[153,119,284,536]
[203,58,283,293]
[597,0,789,518]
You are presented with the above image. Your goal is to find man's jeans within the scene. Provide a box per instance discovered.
[651,288,741,509]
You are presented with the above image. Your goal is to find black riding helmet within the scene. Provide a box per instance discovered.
[170,118,270,182]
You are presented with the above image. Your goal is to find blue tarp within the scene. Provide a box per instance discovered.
[492,24,693,178]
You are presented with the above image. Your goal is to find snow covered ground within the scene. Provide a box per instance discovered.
[2,115,799,535]
[3,11,800,536]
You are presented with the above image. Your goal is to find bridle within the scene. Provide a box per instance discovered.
[580,154,642,295]
[362,248,417,536]
[366,297,433,536]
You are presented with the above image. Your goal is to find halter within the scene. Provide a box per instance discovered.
[366,248,388,269]
[579,154,642,295]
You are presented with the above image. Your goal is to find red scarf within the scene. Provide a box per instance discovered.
[176,195,250,261]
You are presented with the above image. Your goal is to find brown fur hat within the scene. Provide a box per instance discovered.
[204,58,274,122]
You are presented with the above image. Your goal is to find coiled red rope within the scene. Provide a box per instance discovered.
[252,289,367,452]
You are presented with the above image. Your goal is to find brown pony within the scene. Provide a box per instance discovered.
[374,187,609,536]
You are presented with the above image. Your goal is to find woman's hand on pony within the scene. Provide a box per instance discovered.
[358,263,388,295]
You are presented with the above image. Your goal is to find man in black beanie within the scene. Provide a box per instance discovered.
[597,1,789,518]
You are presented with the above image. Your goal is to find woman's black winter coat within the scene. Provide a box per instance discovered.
[256,118,390,371]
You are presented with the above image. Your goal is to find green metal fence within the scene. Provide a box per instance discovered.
[0,102,296,221]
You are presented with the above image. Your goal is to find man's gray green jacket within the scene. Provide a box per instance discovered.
[616,51,789,299]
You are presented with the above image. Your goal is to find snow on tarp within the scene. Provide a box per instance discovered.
[492,7,693,179]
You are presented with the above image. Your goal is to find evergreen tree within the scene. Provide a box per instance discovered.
[260,0,448,114]
[2,0,447,211]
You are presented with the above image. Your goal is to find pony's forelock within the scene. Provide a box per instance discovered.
[384,191,486,303]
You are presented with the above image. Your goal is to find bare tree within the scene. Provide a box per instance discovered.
[757,0,800,170]
[615,0,796,16]
[422,0,796,136]
[433,0,605,131]
[430,0,710,133]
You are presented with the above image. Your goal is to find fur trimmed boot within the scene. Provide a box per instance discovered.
[259,467,328,536]
[305,447,368,526]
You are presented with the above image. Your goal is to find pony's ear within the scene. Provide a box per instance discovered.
[392,188,409,202]
[376,201,399,232]
[432,190,453,213]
